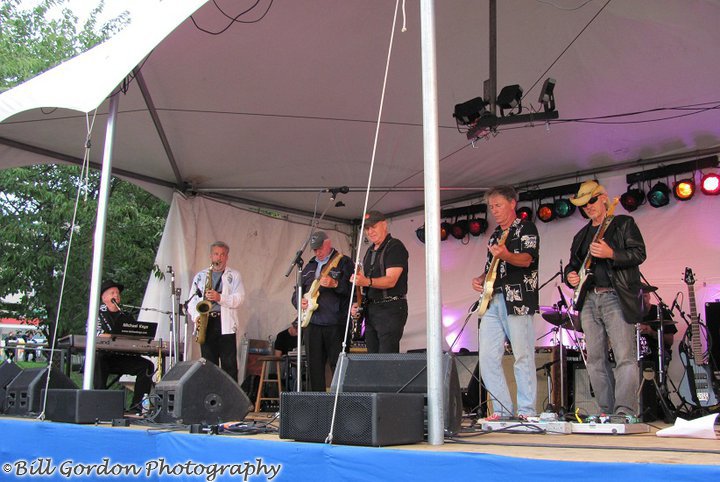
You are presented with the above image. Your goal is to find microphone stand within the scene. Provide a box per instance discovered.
[283,192,337,392]
[538,270,561,292]
[167,266,180,369]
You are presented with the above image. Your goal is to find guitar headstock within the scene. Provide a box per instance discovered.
[684,267,695,286]
[607,196,620,216]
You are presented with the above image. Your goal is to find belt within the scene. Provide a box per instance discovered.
[369,295,406,304]
[209,311,221,318]
[593,287,614,294]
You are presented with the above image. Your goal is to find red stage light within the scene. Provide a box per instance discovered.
[537,203,556,223]
[517,207,533,222]
[700,173,720,195]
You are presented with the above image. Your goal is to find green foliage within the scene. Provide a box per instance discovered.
[0,2,163,336]
[0,164,169,335]
[0,0,129,92]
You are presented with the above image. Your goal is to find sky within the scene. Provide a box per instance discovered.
[20,0,153,26]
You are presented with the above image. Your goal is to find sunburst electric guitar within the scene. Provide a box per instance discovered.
[469,229,509,317]
[571,197,619,311]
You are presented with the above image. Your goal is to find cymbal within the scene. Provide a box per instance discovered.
[640,284,658,293]
[540,308,580,327]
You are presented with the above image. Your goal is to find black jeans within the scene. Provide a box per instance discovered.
[200,316,238,382]
[364,299,408,353]
[94,352,154,409]
[304,323,345,391]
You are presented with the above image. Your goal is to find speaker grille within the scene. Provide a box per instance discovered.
[279,392,424,446]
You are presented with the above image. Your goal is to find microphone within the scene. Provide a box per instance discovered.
[325,186,350,198]
[111,298,124,313]
[560,259,564,284]
[557,286,569,310]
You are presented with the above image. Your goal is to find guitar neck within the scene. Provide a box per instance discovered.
[687,283,704,365]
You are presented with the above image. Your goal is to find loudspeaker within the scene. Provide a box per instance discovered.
[154,358,252,424]
[570,362,601,415]
[4,367,76,415]
[279,391,425,446]
[331,352,462,435]
[43,389,124,423]
[0,361,22,411]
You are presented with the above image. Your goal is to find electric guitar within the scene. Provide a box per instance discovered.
[300,251,343,327]
[678,267,719,407]
[572,197,619,310]
[469,229,509,317]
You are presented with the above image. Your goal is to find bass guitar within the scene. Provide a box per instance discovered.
[678,267,719,407]
[572,196,619,310]
[469,229,509,317]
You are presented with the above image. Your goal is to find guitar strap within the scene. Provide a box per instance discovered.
[318,250,343,280]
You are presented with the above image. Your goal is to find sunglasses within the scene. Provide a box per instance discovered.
[581,195,601,208]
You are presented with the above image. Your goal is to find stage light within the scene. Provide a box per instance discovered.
[554,199,575,218]
[647,182,670,208]
[517,206,533,222]
[538,78,556,112]
[453,97,489,126]
[497,84,523,117]
[441,222,451,241]
[537,203,556,223]
[620,188,645,212]
[468,218,488,236]
[673,178,695,201]
[451,220,469,239]
[700,172,720,195]
[416,226,425,243]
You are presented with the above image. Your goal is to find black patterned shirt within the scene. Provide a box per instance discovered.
[484,217,540,316]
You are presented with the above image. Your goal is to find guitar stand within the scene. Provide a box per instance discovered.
[637,367,677,423]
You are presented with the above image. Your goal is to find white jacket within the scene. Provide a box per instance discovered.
[187,266,245,335]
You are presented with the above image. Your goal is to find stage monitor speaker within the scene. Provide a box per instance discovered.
[0,361,22,412]
[154,358,252,424]
[279,391,425,446]
[43,389,124,423]
[4,367,76,415]
[330,352,462,435]
[570,362,602,415]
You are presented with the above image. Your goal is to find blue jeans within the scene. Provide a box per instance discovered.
[581,291,639,414]
[478,294,536,416]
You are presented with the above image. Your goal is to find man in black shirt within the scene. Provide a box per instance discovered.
[274,320,300,357]
[95,280,154,412]
[352,211,409,354]
[292,231,353,391]
[564,180,646,415]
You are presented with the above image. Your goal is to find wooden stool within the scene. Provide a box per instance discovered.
[254,355,283,412]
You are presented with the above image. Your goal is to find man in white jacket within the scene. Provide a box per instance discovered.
[189,241,245,381]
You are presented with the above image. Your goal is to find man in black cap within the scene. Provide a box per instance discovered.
[352,211,409,353]
[95,280,154,413]
[564,180,646,416]
[292,231,353,391]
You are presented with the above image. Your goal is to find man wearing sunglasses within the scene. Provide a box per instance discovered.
[564,180,646,416]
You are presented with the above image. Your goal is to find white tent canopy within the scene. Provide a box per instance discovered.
[2,0,720,218]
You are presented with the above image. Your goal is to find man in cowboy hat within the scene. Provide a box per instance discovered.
[96,280,154,413]
[563,180,646,416]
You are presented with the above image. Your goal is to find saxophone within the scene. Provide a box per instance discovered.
[194,264,214,345]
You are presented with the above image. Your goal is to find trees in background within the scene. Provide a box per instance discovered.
[0,1,168,337]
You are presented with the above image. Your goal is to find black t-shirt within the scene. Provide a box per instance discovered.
[274,328,299,355]
[577,224,612,288]
[362,234,409,300]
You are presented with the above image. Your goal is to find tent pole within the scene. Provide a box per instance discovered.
[82,93,120,390]
[420,0,444,446]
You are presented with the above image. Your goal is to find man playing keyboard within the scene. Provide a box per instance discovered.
[95,280,154,414]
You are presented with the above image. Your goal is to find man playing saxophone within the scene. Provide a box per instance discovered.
[188,241,246,381]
